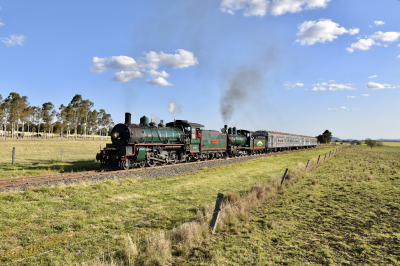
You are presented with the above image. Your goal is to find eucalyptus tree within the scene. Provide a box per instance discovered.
[5,92,26,138]
[33,106,44,137]
[57,104,67,138]
[42,102,56,138]
[80,99,94,139]
[0,94,9,139]
[97,109,113,139]
[87,109,98,139]
[70,94,84,139]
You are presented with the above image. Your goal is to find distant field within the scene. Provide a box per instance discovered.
[199,147,400,265]
[0,146,336,264]
[0,139,111,178]
[383,142,400,147]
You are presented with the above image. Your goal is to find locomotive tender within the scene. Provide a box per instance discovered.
[96,112,318,170]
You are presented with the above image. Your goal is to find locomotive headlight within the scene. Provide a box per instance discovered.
[112,132,119,139]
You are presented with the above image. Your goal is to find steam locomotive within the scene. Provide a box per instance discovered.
[96,112,318,170]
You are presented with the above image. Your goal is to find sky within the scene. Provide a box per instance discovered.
[0,0,399,139]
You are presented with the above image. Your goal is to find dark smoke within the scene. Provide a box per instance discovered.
[220,46,279,124]
[220,67,262,123]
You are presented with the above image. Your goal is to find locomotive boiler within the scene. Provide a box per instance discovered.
[96,112,318,170]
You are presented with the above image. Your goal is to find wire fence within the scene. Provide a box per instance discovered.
[1,146,348,265]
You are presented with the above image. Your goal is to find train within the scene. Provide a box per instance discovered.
[96,113,318,170]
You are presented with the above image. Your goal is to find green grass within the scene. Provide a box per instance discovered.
[0,139,111,179]
[0,146,335,265]
[190,147,400,265]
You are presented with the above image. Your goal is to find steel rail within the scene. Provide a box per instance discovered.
[0,147,324,188]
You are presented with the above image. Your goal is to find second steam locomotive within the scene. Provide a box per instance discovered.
[96,112,318,170]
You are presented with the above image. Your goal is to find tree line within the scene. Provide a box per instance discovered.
[0,92,114,139]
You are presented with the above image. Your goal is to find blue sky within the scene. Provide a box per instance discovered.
[0,0,399,139]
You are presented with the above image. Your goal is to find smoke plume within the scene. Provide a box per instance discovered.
[219,46,279,124]
[151,114,160,124]
[168,100,182,115]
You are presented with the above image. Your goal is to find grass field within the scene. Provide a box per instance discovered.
[0,140,111,179]
[383,142,400,147]
[0,146,336,265]
[189,147,400,265]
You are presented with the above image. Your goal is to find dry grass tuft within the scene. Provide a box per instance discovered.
[139,232,171,265]
[170,222,207,247]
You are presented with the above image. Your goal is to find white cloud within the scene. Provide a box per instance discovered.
[328,106,351,111]
[346,38,376,53]
[398,44,400,48]
[0,22,4,27]
[398,55,400,59]
[112,71,144,82]
[220,0,331,17]
[365,82,397,90]
[347,96,357,98]
[362,94,369,97]
[296,19,359,45]
[284,81,304,88]
[145,77,173,86]
[311,82,356,91]
[374,21,385,26]
[143,49,198,70]
[283,81,291,87]
[347,31,400,52]
[91,56,144,73]
[147,70,170,78]
[1,34,25,47]
[91,49,197,84]
[371,31,400,42]
[168,100,182,114]
[368,75,377,79]
[292,82,304,87]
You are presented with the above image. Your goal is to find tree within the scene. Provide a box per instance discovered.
[316,130,333,144]
[365,138,377,149]
[6,92,24,138]
[69,95,93,139]
[42,102,56,138]
[80,99,94,139]
[87,109,98,139]
[376,142,383,148]
[23,106,35,137]
[1,95,11,139]
[98,109,113,139]
[57,104,68,138]
[33,106,43,137]
[70,94,84,139]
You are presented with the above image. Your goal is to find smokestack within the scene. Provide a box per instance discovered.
[224,125,228,132]
[125,112,131,124]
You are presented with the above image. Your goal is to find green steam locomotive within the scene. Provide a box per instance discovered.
[96,112,317,170]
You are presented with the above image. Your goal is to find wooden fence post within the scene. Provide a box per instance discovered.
[317,155,321,164]
[305,160,310,171]
[12,147,15,165]
[324,153,327,160]
[210,193,224,233]
[280,168,289,186]
[329,151,331,157]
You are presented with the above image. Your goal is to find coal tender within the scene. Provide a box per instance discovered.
[96,112,318,170]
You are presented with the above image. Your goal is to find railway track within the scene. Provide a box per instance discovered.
[0,147,327,188]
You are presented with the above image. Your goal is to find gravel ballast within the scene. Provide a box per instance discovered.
[1,148,320,192]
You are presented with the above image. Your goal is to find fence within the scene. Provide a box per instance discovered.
[2,146,348,265]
